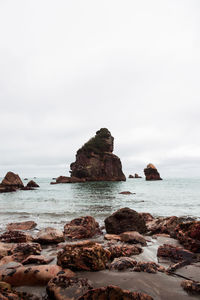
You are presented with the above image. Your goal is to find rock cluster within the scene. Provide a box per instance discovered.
[0,208,198,299]
[70,128,126,181]
[129,173,142,178]
[144,164,162,180]
[0,172,39,193]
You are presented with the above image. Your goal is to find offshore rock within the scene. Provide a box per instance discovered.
[6,221,37,231]
[0,171,24,188]
[70,128,126,181]
[174,221,200,253]
[47,275,93,300]
[26,180,39,188]
[64,216,101,239]
[57,240,110,271]
[79,285,153,300]
[54,176,86,184]
[34,227,64,244]
[104,208,147,235]
[144,164,162,181]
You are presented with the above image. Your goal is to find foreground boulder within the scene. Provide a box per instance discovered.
[0,231,32,243]
[174,221,200,253]
[64,216,101,239]
[104,208,147,234]
[0,264,73,286]
[181,280,200,295]
[0,171,24,188]
[79,285,153,300]
[57,241,110,271]
[70,128,126,181]
[107,244,142,260]
[120,231,147,246]
[47,275,93,300]
[146,216,181,235]
[34,227,64,244]
[157,244,196,262]
[26,180,39,188]
[6,221,37,231]
[144,164,162,181]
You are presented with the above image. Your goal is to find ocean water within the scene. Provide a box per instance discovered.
[0,177,199,231]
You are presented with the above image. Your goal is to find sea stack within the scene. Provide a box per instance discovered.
[144,163,162,181]
[70,128,126,181]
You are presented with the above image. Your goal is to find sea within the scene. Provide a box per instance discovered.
[0,177,199,232]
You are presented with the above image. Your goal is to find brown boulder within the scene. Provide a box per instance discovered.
[0,243,13,259]
[144,164,162,181]
[57,240,110,271]
[181,280,200,295]
[26,180,39,188]
[0,231,32,243]
[47,275,93,300]
[11,242,42,262]
[22,255,54,265]
[70,128,126,181]
[34,227,64,244]
[132,261,165,274]
[104,208,147,235]
[79,285,153,300]
[0,264,73,286]
[120,231,147,246]
[157,244,196,262]
[1,171,24,188]
[107,244,142,260]
[174,221,200,253]
[109,257,137,271]
[146,216,181,235]
[6,221,37,231]
[64,216,101,239]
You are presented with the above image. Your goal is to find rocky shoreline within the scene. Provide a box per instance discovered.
[0,208,199,299]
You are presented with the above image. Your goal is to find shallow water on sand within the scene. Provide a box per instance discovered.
[0,177,199,231]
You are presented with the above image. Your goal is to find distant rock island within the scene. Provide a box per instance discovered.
[70,128,126,181]
[144,164,162,181]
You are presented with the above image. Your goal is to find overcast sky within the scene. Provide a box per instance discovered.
[0,0,200,178]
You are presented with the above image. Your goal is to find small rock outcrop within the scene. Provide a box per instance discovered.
[0,231,33,243]
[144,164,162,181]
[157,244,196,262]
[104,208,147,235]
[70,128,126,181]
[64,216,101,239]
[174,221,200,253]
[26,180,39,188]
[129,174,142,178]
[34,227,64,244]
[181,280,200,295]
[57,240,110,271]
[47,275,93,300]
[79,285,153,300]
[6,221,37,231]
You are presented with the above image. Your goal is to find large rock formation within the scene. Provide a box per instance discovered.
[70,128,126,181]
[0,171,24,192]
[144,163,162,180]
